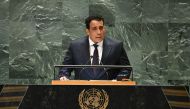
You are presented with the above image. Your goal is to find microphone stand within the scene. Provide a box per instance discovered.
[78,56,93,80]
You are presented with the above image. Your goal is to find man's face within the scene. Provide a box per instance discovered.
[86,20,105,43]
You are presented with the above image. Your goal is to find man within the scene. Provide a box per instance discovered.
[59,16,132,80]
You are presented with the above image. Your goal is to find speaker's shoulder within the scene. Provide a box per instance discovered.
[105,37,122,45]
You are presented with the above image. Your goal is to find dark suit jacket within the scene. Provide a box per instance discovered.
[59,36,132,80]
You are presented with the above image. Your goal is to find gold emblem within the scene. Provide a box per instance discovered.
[79,88,109,109]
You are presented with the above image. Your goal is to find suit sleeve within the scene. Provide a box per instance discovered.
[58,43,73,78]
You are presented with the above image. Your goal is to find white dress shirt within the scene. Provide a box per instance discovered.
[89,37,103,64]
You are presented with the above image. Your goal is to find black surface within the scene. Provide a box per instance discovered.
[0,85,3,92]
[0,91,26,97]
[166,95,190,102]
[18,85,172,109]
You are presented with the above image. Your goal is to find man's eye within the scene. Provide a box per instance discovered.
[92,28,97,30]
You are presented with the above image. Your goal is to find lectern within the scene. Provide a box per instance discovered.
[50,65,170,109]
[51,80,137,109]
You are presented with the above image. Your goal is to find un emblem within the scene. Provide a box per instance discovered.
[78,88,109,109]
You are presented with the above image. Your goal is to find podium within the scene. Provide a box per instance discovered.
[51,80,139,109]
[49,80,171,109]
[50,64,170,109]
[16,81,171,109]
[51,80,136,85]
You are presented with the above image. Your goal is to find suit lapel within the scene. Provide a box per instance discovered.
[80,37,97,78]
[101,38,112,65]
[80,37,90,65]
[97,38,112,79]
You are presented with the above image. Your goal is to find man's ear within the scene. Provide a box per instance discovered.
[86,29,89,36]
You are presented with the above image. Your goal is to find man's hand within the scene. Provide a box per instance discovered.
[60,76,69,81]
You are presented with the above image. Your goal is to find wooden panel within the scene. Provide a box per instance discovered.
[0,96,23,102]
[51,80,136,85]
[162,89,189,96]
[2,86,28,93]
[169,101,190,108]
[0,107,17,109]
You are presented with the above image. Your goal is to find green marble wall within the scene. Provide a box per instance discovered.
[0,0,190,85]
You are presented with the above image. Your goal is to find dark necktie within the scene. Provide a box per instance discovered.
[92,44,99,65]
[92,44,99,76]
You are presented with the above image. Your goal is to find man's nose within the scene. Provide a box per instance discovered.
[97,29,101,34]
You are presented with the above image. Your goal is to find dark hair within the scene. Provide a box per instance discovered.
[85,16,104,29]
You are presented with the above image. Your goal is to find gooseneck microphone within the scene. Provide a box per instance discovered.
[78,56,93,79]
[91,55,109,80]
[78,55,109,80]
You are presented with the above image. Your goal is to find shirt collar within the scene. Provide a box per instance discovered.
[88,37,103,47]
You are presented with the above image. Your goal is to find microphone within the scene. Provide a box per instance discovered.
[78,56,93,79]
[78,55,109,80]
[90,55,109,80]
[98,58,109,80]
